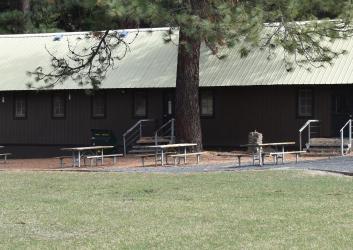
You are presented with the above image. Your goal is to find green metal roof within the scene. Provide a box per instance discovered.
[0,27,353,91]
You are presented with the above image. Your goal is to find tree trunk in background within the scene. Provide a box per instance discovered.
[21,0,32,31]
[21,0,30,14]
[175,28,203,151]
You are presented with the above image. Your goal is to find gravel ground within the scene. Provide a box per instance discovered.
[51,156,353,175]
[1,152,352,175]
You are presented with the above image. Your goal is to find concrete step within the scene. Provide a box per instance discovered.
[307,147,343,153]
[303,152,341,157]
[128,148,156,154]
[309,138,351,147]
[136,137,170,145]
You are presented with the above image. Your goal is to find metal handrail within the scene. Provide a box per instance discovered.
[299,120,319,150]
[340,119,352,156]
[122,119,153,137]
[154,118,175,145]
[123,119,154,155]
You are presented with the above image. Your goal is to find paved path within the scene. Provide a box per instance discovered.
[60,156,353,175]
[284,156,353,175]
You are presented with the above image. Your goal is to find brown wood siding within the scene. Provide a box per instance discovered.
[0,85,352,155]
[201,86,339,147]
[0,89,164,146]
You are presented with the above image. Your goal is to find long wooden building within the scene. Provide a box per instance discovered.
[0,28,353,157]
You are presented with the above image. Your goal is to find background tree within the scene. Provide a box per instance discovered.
[22,0,353,149]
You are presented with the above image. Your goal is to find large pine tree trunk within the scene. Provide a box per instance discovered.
[21,0,30,14]
[175,28,203,151]
[21,0,32,31]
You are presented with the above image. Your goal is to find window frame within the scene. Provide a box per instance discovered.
[13,94,27,120]
[200,89,215,118]
[297,88,314,119]
[91,93,107,119]
[51,93,66,119]
[332,94,346,115]
[133,91,148,118]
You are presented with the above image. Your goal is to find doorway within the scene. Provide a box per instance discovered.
[331,94,353,136]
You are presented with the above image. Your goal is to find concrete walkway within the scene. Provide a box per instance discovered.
[284,156,353,175]
[58,156,353,175]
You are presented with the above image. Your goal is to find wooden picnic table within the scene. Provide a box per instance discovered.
[145,143,197,166]
[61,145,114,167]
[241,142,296,166]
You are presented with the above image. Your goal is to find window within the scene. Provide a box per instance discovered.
[52,94,66,118]
[134,92,147,117]
[297,89,313,117]
[91,94,106,118]
[200,90,214,117]
[332,95,345,115]
[14,96,27,119]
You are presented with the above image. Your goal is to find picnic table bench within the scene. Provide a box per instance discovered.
[270,151,306,164]
[86,154,123,166]
[169,152,205,165]
[54,156,72,168]
[0,146,11,164]
[140,154,159,167]
[0,153,11,164]
[144,143,198,166]
[61,145,115,167]
[217,153,251,166]
[241,142,296,166]
[139,152,178,167]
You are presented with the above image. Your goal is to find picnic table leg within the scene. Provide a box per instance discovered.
[184,147,187,164]
[78,151,81,168]
[161,149,165,166]
[72,151,76,167]
[101,150,104,165]
[154,149,157,167]
[259,146,262,166]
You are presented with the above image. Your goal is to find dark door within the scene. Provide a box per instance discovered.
[331,94,353,136]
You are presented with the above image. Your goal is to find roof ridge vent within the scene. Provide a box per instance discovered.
[53,34,64,41]
[118,30,128,38]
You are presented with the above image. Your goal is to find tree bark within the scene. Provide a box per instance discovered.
[21,0,30,14]
[175,28,203,151]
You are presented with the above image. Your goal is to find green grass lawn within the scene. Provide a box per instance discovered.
[0,170,353,249]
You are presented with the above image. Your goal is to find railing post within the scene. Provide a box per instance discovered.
[308,123,311,147]
[171,119,175,143]
[139,122,142,138]
[123,136,126,156]
[349,120,352,149]
[341,130,344,156]
[299,131,302,151]
[155,132,158,146]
